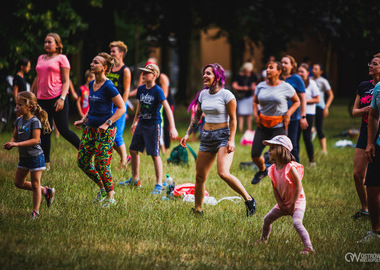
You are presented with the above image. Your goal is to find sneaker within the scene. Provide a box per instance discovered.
[44,187,56,207]
[31,210,40,220]
[245,195,257,216]
[102,198,117,208]
[356,231,380,243]
[300,247,316,255]
[352,210,369,220]
[150,184,163,195]
[93,189,107,203]
[251,169,268,184]
[119,177,141,187]
[126,155,131,164]
[309,162,316,168]
[191,207,204,216]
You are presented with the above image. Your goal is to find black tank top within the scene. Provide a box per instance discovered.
[107,65,127,96]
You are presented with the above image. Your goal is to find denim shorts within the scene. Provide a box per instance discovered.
[18,153,46,172]
[199,127,230,153]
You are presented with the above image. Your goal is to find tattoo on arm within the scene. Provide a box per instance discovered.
[186,107,202,136]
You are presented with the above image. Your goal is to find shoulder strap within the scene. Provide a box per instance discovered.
[185,143,197,160]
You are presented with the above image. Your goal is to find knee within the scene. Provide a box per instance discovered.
[293,219,303,230]
[195,173,206,184]
[217,170,230,181]
[14,180,23,189]
[31,181,40,191]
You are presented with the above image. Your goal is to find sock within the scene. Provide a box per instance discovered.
[361,210,369,214]
[43,187,47,195]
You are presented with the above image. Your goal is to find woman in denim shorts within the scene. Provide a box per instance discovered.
[181,63,256,217]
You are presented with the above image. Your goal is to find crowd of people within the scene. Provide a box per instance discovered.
[3,32,380,247]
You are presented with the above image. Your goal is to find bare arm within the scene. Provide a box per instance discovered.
[122,67,131,102]
[162,99,178,138]
[352,94,371,117]
[299,92,308,130]
[98,94,126,133]
[252,94,262,128]
[226,99,237,153]
[180,102,202,147]
[54,67,70,112]
[288,166,302,214]
[284,93,300,129]
[130,100,141,134]
[323,89,334,117]
[366,108,379,162]
[307,95,319,104]
[4,128,41,150]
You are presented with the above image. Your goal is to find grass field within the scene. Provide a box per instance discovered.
[1,99,379,269]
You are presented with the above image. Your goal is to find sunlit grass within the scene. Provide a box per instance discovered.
[1,100,379,269]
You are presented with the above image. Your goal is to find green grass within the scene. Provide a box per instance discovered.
[1,99,379,269]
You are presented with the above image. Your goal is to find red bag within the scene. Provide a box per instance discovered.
[173,183,209,197]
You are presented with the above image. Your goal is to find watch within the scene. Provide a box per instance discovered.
[60,96,66,101]
[301,115,306,119]
[106,119,112,125]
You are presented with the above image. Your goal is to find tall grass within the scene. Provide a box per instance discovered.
[1,99,379,269]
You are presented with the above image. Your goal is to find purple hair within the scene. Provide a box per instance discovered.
[187,63,226,112]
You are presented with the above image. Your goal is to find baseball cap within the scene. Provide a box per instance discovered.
[139,63,160,76]
[263,135,293,152]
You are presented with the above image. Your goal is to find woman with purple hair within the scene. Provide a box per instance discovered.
[180,63,256,216]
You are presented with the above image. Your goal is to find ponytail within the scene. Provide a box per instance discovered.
[97,52,119,75]
[35,105,52,134]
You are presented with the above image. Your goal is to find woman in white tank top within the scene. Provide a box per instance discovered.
[181,63,256,217]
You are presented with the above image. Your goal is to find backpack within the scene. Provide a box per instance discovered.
[167,144,197,165]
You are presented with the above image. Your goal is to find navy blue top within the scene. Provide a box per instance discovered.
[286,74,306,121]
[87,79,119,128]
[136,84,166,125]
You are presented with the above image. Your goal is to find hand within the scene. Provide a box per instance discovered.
[170,127,178,139]
[226,140,235,153]
[254,115,262,129]
[130,122,137,135]
[180,134,189,148]
[365,143,376,162]
[300,118,308,130]
[54,98,65,112]
[3,142,17,150]
[323,107,329,118]
[283,113,291,129]
[98,123,108,133]
[74,119,85,129]
[287,203,296,215]
[362,105,371,114]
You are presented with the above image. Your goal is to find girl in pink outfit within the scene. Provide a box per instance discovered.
[256,135,315,255]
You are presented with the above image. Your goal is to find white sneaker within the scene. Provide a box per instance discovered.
[102,198,117,208]
[93,190,107,203]
[357,231,380,243]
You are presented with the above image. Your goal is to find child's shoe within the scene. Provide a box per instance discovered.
[93,189,107,203]
[44,187,56,207]
[300,247,316,255]
[102,198,117,208]
[31,210,40,220]
[245,195,257,216]
[150,184,163,195]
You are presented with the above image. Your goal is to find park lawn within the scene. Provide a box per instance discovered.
[0,99,379,269]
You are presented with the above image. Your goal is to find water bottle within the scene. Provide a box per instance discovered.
[165,174,174,198]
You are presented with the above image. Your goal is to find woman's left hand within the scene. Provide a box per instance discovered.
[54,98,65,112]
[226,140,235,153]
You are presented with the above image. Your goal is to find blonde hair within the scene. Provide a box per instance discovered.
[109,41,128,56]
[17,92,51,134]
[46,33,63,54]
[97,52,119,75]
[374,53,380,59]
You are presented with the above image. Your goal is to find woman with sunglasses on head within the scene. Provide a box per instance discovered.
[351,53,380,220]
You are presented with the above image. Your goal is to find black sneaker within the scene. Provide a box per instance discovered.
[191,207,204,216]
[352,210,369,220]
[251,169,268,184]
[44,187,56,207]
[245,195,257,216]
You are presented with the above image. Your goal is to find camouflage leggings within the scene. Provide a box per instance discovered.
[77,126,116,193]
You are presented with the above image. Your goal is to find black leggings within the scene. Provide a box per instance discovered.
[297,114,314,162]
[251,126,288,158]
[38,96,80,162]
[315,107,325,139]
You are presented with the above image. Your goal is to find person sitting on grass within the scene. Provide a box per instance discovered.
[119,63,178,195]
[3,91,55,220]
[255,135,315,255]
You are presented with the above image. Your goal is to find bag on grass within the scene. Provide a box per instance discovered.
[167,144,197,165]
[173,183,209,197]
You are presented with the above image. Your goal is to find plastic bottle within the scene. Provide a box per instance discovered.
[165,174,175,198]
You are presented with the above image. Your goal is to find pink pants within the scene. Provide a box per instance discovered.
[261,205,312,248]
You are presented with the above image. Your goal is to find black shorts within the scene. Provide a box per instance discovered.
[365,145,380,187]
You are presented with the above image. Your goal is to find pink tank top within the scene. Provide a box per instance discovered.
[35,54,70,99]
[268,161,306,210]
